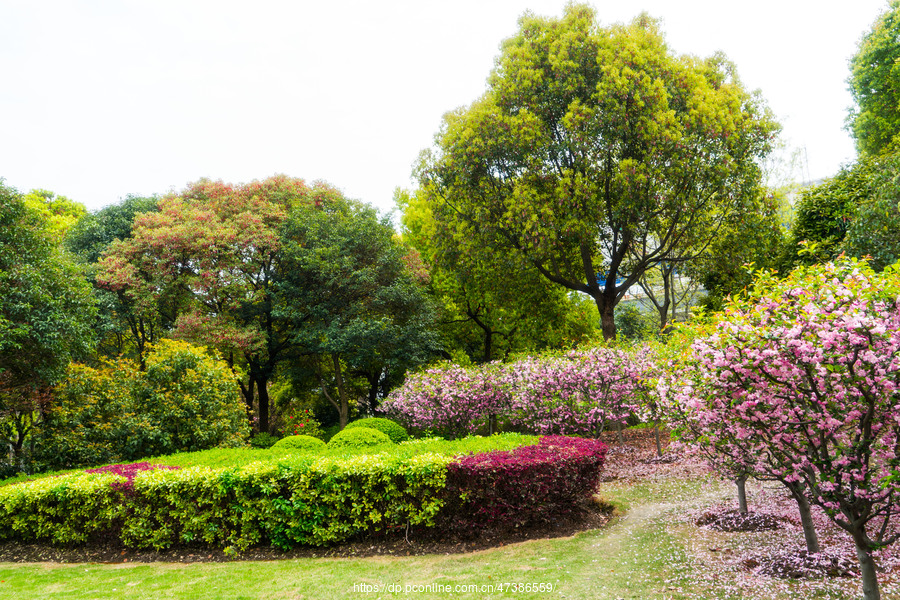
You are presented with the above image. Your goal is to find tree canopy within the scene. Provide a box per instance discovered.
[397,188,597,362]
[848,0,900,157]
[0,180,96,469]
[276,196,441,427]
[417,4,778,339]
[97,175,326,431]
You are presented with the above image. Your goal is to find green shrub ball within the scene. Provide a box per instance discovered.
[327,428,394,450]
[272,435,326,452]
[343,418,409,443]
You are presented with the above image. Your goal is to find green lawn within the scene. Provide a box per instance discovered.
[0,474,880,600]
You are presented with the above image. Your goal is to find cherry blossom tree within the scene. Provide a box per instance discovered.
[662,258,900,600]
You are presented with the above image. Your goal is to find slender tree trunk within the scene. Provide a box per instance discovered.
[241,377,256,424]
[735,475,749,514]
[852,530,881,600]
[366,373,380,417]
[785,483,820,554]
[654,425,662,457]
[333,354,350,429]
[256,375,270,434]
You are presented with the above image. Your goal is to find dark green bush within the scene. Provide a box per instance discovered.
[344,418,409,443]
[327,428,393,450]
[249,433,280,449]
[271,435,326,452]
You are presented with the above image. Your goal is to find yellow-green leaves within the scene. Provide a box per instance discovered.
[420,3,778,340]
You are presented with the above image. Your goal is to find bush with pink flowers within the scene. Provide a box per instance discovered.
[381,347,652,438]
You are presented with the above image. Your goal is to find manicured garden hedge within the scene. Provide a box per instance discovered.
[0,434,607,551]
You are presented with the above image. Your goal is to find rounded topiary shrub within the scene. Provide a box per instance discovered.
[327,427,393,451]
[272,435,326,452]
[344,418,409,443]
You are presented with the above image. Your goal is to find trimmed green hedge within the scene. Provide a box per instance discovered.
[327,428,393,450]
[271,435,326,452]
[344,418,409,443]
[0,472,124,544]
[0,434,607,551]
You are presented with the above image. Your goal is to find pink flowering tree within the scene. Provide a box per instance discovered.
[504,347,642,437]
[663,258,900,600]
[383,345,652,439]
[380,362,510,439]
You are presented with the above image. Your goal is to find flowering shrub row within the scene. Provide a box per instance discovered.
[0,435,607,550]
[381,347,654,438]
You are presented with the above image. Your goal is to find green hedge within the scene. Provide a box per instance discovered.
[122,453,451,551]
[0,472,124,544]
[0,433,610,551]
[344,418,409,443]
[271,435,326,452]
[327,428,393,450]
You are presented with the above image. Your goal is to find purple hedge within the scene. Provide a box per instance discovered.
[440,436,608,533]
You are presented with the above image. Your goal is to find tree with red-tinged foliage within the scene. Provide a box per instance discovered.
[97,175,339,432]
[663,258,900,600]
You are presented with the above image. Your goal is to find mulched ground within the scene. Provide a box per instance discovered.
[696,509,786,532]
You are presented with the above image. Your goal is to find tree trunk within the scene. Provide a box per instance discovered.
[785,483,820,554]
[366,372,380,417]
[256,375,270,434]
[852,532,882,600]
[333,354,350,429]
[596,295,617,341]
[654,425,663,457]
[735,475,749,514]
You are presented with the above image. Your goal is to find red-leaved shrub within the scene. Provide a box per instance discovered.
[440,436,607,533]
[85,462,180,496]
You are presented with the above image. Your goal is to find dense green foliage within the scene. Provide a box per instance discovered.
[248,432,279,449]
[0,181,97,470]
[43,340,249,468]
[418,4,777,339]
[326,428,394,451]
[271,435,326,452]
[343,418,409,443]
[848,0,900,156]
[843,154,900,271]
[276,196,441,425]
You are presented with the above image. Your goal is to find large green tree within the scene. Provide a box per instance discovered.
[848,0,900,157]
[97,175,330,432]
[843,153,900,270]
[0,181,96,468]
[276,197,441,428]
[418,5,777,339]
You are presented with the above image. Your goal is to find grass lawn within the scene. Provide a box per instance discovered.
[1,431,896,599]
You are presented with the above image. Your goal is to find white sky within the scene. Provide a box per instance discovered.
[0,0,890,215]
